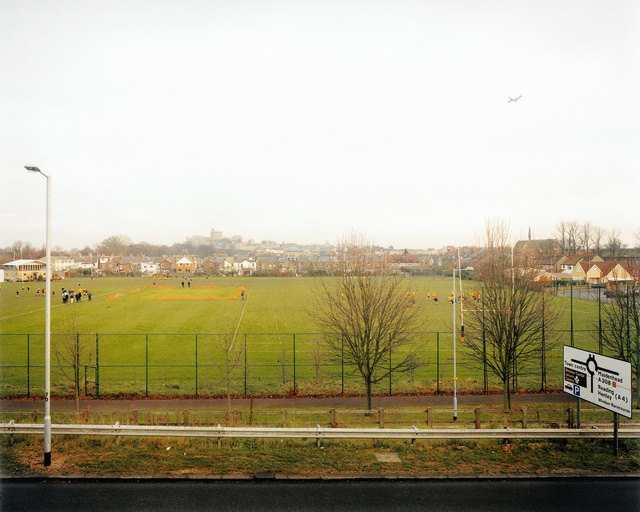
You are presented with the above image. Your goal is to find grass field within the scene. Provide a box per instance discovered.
[0,275,609,399]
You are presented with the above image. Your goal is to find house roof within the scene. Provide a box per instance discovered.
[589,261,632,276]
[514,239,558,251]
[589,261,617,274]
[3,259,45,266]
[563,254,598,266]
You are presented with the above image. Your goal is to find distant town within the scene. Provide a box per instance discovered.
[1,224,638,287]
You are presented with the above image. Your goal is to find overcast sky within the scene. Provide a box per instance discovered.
[2,0,639,251]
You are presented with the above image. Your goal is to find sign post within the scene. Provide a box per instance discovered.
[563,346,632,454]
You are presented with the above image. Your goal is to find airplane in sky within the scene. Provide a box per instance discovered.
[508,94,523,103]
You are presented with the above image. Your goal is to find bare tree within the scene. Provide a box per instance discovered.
[578,221,592,254]
[464,219,558,409]
[310,232,424,409]
[53,305,96,411]
[606,229,624,258]
[12,240,38,260]
[97,235,132,256]
[554,221,567,255]
[566,220,579,255]
[311,336,327,385]
[591,226,606,255]
[201,330,247,413]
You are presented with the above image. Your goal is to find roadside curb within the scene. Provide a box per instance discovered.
[2,472,639,481]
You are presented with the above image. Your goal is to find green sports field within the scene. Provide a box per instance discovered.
[0,275,606,399]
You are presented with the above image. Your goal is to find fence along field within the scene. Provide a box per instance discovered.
[0,276,620,399]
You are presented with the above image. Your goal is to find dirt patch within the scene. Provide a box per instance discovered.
[17,448,81,474]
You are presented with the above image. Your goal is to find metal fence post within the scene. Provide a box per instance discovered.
[570,284,574,347]
[145,334,149,398]
[76,334,80,399]
[436,332,440,395]
[598,287,603,354]
[95,333,99,397]
[541,293,546,392]
[389,336,392,395]
[341,334,344,395]
[293,333,296,394]
[482,295,487,393]
[195,334,198,397]
[244,334,247,395]
[27,334,30,398]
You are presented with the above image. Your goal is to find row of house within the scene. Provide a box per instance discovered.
[75,253,438,277]
[3,243,637,286]
[97,255,335,276]
[534,254,636,286]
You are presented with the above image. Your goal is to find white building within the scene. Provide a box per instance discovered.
[52,256,75,272]
[141,261,160,275]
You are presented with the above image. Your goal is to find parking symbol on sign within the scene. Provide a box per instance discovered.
[573,385,580,396]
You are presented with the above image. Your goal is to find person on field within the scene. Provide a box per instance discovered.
[241,289,245,300]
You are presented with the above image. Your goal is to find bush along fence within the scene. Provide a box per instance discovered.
[1,328,636,400]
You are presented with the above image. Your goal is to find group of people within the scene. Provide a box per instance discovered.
[404,290,416,304]
[13,285,47,298]
[62,287,91,304]
[446,291,481,304]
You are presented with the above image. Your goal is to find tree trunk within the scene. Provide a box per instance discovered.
[502,377,511,410]
[366,380,372,410]
[75,372,80,413]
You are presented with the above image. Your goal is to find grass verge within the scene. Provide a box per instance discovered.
[2,436,638,477]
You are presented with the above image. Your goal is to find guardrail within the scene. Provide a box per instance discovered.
[3,422,639,441]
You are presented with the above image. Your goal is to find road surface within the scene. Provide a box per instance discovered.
[2,478,638,512]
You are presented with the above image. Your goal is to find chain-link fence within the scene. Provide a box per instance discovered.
[1,327,636,399]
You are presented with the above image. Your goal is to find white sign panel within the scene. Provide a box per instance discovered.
[563,346,632,419]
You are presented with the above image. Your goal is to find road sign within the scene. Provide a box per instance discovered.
[563,346,632,419]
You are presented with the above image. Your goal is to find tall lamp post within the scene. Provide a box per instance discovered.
[25,165,52,467]
[452,264,473,421]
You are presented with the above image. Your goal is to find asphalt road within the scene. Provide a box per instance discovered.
[2,478,638,512]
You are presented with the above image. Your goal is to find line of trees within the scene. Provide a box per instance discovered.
[554,221,640,257]
[309,224,637,410]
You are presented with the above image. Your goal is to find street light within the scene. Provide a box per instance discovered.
[25,165,52,467]
[452,264,473,421]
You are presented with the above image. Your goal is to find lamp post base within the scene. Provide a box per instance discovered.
[44,451,51,467]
